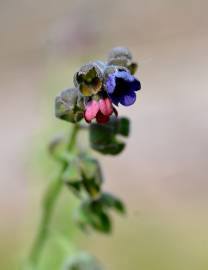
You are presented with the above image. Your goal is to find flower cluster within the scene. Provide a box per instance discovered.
[55,47,141,124]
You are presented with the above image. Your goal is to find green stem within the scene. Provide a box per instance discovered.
[26,124,79,269]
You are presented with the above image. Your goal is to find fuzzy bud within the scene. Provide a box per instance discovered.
[74,61,106,96]
[55,88,85,123]
[63,252,103,270]
[107,47,138,75]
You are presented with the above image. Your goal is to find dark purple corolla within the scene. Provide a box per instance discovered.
[105,70,141,106]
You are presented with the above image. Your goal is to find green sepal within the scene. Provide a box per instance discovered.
[128,62,138,75]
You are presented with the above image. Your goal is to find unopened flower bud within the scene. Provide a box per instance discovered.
[84,97,116,124]
[63,252,103,270]
[55,88,85,123]
[107,47,138,74]
[107,47,132,61]
[74,61,105,97]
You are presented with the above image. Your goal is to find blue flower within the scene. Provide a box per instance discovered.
[105,70,141,106]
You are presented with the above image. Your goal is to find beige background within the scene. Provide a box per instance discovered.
[1,0,208,269]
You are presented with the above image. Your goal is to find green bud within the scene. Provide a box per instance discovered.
[63,252,103,270]
[107,47,138,74]
[74,61,105,96]
[107,47,132,61]
[55,88,84,123]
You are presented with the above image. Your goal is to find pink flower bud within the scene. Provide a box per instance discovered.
[99,98,113,116]
[84,97,116,124]
[84,100,99,123]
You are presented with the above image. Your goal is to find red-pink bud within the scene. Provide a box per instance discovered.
[96,110,110,124]
[84,100,99,122]
[99,98,113,116]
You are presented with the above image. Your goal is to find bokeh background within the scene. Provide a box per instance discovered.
[1,0,208,269]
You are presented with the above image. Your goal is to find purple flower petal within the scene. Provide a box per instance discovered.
[109,94,120,106]
[115,71,134,82]
[106,70,140,107]
[120,91,136,106]
[106,73,116,94]
[130,78,141,91]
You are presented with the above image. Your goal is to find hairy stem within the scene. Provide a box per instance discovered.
[26,124,79,269]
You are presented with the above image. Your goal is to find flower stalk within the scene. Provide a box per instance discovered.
[25,47,141,270]
[26,125,80,269]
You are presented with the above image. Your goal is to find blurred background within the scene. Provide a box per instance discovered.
[1,0,208,269]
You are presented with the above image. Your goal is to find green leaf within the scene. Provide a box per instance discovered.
[116,117,130,137]
[90,210,111,233]
[90,139,125,155]
[89,117,130,155]
[63,155,104,198]
[100,192,126,214]
[75,200,112,234]
[80,156,103,198]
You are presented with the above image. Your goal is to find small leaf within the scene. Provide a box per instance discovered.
[117,117,130,137]
[80,156,103,198]
[89,117,130,155]
[75,200,112,234]
[100,192,126,214]
[91,140,125,155]
[88,200,112,233]
[91,211,111,233]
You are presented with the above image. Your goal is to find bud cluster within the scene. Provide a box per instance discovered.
[55,47,141,124]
